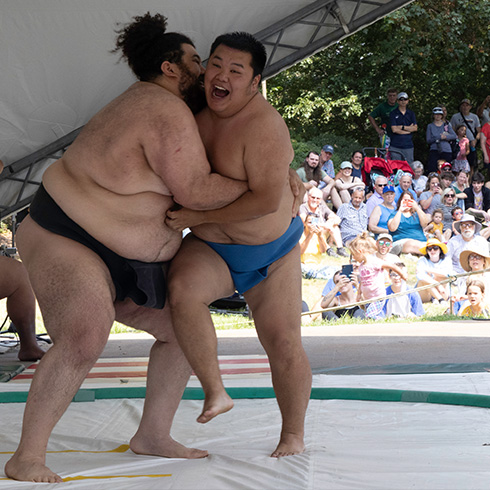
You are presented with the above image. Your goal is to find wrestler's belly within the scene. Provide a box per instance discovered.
[43,178,181,263]
[192,212,292,245]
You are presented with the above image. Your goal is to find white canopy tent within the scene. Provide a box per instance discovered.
[0,0,413,219]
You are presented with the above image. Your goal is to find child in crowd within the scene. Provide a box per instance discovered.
[384,263,424,318]
[458,280,490,318]
[349,231,407,319]
[440,171,454,190]
[424,209,445,241]
[451,206,463,235]
[437,160,452,174]
[453,125,470,173]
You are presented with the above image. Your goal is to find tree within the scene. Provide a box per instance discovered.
[268,0,490,161]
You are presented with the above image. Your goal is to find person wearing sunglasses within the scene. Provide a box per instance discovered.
[365,175,388,217]
[439,187,459,240]
[416,238,453,304]
[389,91,418,164]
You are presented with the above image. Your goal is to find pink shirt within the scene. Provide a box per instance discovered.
[359,256,385,300]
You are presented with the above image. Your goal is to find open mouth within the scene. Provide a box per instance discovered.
[212,84,230,98]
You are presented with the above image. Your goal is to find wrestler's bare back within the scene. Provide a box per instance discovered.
[42,82,238,262]
[191,92,295,245]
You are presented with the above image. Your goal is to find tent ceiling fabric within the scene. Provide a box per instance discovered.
[0,0,413,219]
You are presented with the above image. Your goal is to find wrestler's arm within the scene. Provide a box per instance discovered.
[166,115,293,229]
[145,98,247,210]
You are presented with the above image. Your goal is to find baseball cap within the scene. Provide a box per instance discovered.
[377,233,393,242]
[322,145,334,154]
[441,162,452,170]
[397,92,409,100]
[340,161,352,169]
[460,98,471,106]
[432,107,444,115]
[383,185,395,194]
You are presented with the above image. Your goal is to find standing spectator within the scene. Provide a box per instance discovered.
[480,121,490,177]
[476,95,490,126]
[299,187,348,257]
[337,187,368,246]
[389,91,418,164]
[296,151,342,209]
[350,150,364,180]
[450,99,481,170]
[411,161,428,198]
[384,264,425,318]
[464,171,490,225]
[452,125,470,173]
[420,173,443,215]
[416,238,453,304]
[388,191,430,255]
[335,161,364,204]
[319,145,335,179]
[394,172,417,203]
[426,107,457,173]
[365,175,388,217]
[369,185,396,236]
[368,88,398,145]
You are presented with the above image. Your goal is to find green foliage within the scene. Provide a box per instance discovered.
[269,0,490,163]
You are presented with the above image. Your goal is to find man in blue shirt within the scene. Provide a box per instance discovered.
[389,92,418,164]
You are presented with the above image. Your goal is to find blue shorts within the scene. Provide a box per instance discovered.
[204,216,303,294]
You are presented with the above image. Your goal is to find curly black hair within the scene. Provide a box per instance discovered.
[113,12,194,81]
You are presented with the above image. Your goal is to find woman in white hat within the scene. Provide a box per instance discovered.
[334,161,364,204]
[416,237,453,304]
[459,242,490,296]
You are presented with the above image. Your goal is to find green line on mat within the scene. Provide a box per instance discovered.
[2,386,490,409]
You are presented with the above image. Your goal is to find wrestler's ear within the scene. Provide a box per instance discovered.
[251,74,261,92]
[161,60,178,79]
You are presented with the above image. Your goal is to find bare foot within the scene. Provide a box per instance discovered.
[197,392,234,424]
[18,344,45,362]
[130,434,208,459]
[5,454,63,483]
[271,433,305,458]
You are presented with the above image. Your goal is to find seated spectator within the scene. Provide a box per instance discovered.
[320,144,335,178]
[439,187,458,240]
[369,185,396,236]
[411,161,427,198]
[438,160,452,173]
[420,173,443,215]
[337,187,368,246]
[320,270,366,321]
[388,191,430,255]
[365,176,388,218]
[375,233,399,265]
[424,209,445,242]
[458,280,490,318]
[299,187,348,257]
[349,231,406,319]
[394,172,417,203]
[350,150,364,180]
[299,214,333,279]
[451,206,463,236]
[464,171,490,225]
[296,151,342,209]
[459,242,490,294]
[416,238,453,304]
[440,171,454,190]
[384,263,424,318]
[335,161,364,204]
[450,170,468,211]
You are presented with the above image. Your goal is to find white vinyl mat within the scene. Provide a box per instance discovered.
[2,373,490,489]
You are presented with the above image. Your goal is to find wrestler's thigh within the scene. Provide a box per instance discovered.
[244,244,302,344]
[0,255,30,299]
[168,234,235,306]
[16,217,116,343]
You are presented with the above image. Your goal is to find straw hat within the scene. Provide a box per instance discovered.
[459,242,490,271]
[453,214,482,234]
[419,237,448,255]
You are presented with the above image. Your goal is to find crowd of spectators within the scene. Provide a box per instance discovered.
[297,91,490,321]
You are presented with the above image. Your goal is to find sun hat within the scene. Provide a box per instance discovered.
[460,242,490,271]
[340,161,352,169]
[453,214,482,234]
[419,237,448,255]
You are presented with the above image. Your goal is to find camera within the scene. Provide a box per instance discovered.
[0,245,17,258]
